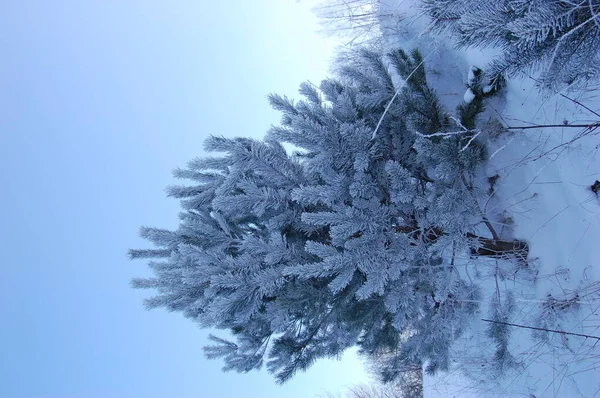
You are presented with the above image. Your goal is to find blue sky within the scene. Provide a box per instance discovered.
[0,1,368,397]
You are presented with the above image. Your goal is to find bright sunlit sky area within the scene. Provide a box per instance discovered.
[0,1,370,397]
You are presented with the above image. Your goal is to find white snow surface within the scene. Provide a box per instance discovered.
[463,88,476,104]
[376,1,600,397]
[482,84,494,94]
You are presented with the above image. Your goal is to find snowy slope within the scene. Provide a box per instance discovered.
[376,1,600,397]
[468,79,600,398]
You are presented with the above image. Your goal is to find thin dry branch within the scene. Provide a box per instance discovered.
[506,122,600,130]
[481,318,600,341]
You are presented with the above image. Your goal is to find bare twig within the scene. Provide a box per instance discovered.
[506,122,600,130]
[372,50,434,140]
[481,319,600,341]
[529,75,600,119]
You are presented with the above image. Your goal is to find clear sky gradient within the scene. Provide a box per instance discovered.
[0,1,368,397]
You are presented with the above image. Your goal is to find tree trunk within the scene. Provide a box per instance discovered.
[467,233,529,262]
[393,226,529,263]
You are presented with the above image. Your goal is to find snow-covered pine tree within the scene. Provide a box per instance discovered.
[130,46,527,383]
[422,0,600,90]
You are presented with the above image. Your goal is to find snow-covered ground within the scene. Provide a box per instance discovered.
[425,75,600,398]
[375,1,600,397]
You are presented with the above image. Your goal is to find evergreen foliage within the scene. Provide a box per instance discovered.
[363,347,424,397]
[486,291,518,374]
[130,46,526,383]
[422,0,600,90]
